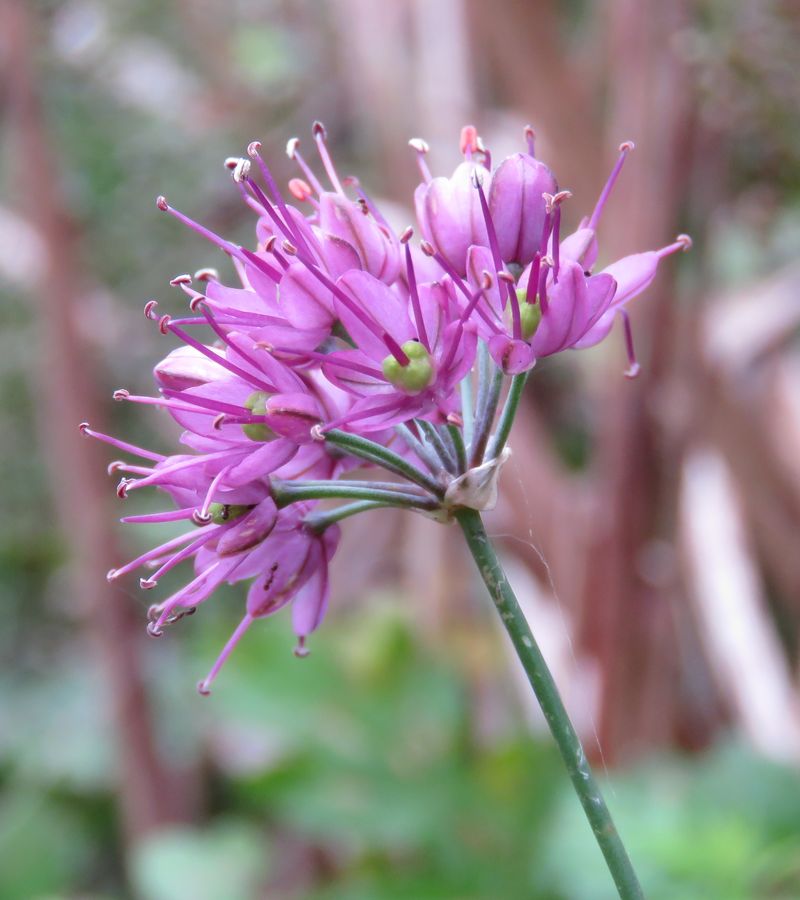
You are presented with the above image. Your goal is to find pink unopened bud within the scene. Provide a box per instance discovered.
[489,153,557,266]
[318,193,401,284]
[153,345,225,391]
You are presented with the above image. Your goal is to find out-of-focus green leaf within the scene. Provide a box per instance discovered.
[130,820,269,900]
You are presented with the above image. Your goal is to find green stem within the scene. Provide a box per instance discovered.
[487,372,528,461]
[416,419,457,473]
[304,500,392,533]
[470,365,504,467]
[271,479,438,511]
[455,508,644,900]
[446,423,468,474]
[324,429,443,496]
[394,423,446,477]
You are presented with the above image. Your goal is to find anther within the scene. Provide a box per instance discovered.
[480,270,493,290]
[189,294,205,311]
[420,240,435,257]
[147,605,160,621]
[144,300,158,319]
[116,479,131,499]
[619,140,635,154]
[106,569,119,582]
[247,140,262,158]
[498,270,516,284]
[281,240,298,256]
[408,138,429,154]
[223,157,239,170]
[192,510,212,526]
[147,622,163,638]
[107,461,126,475]
[286,137,299,159]
[312,121,326,139]
[460,125,479,155]
[543,190,572,214]
[212,413,227,430]
[156,195,168,211]
[197,680,211,696]
[310,424,325,442]
[676,233,692,251]
[158,314,172,334]
[194,267,219,282]
[170,273,192,286]
[232,158,251,183]
[113,389,130,401]
[79,421,90,435]
[139,578,157,590]
[293,636,310,658]
[357,198,369,215]
[288,178,313,201]
[446,412,464,427]
[399,226,414,244]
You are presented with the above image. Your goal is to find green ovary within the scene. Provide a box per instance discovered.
[242,390,277,442]
[208,503,253,525]
[381,340,436,394]
[509,288,541,340]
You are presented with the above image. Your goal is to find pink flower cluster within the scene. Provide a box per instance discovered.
[83,123,689,692]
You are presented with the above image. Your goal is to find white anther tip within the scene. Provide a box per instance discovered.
[677,233,693,251]
[247,141,262,158]
[408,138,429,154]
[156,195,168,211]
[619,141,635,153]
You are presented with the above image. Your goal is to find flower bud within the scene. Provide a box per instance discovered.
[382,341,436,394]
[319,193,401,283]
[489,153,556,266]
[415,162,489,276]
[154,345,224,391]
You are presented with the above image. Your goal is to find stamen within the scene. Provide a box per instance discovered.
[538,258,553,315]
[403,235,430,351]
[239,246,282,283]
[247,141,315,260]
[441,276,492,372]
[169,273,192,286]
[525,252,541,304]
[286,138,326,196]
[120,508,198,524]
[156,196,238,256]
[144,299,159,319]
[293,636,309,658]
[474,175,520,338]
[408,138,432,183]
[422,245,502,334]
[587,141,634,232]
[108,526,213,581]
[657,233,693,258]
[312,121,345,195]
[79,422,165,462]
[197,613,254,695]
[160,388,252,418]
[288,178,314,202]
[194,267,219,282]
[145,525,224,587]
[319,396,414,434]
[524,124,536,157]
[165,320,274,391]
[621,310,640,378]
[343,177,391,228]
[460,125,479,160]
[197,303,278,382]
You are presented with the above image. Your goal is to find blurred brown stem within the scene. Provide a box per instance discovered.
[1,0,188,844]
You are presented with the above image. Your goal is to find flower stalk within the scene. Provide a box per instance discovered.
[455,507,644,900]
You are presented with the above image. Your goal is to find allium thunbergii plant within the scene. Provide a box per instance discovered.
[84,122,689,898]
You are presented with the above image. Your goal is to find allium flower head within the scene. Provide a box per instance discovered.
[83,120,688,691]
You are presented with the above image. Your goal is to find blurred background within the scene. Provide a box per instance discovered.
[1,0,800,897]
